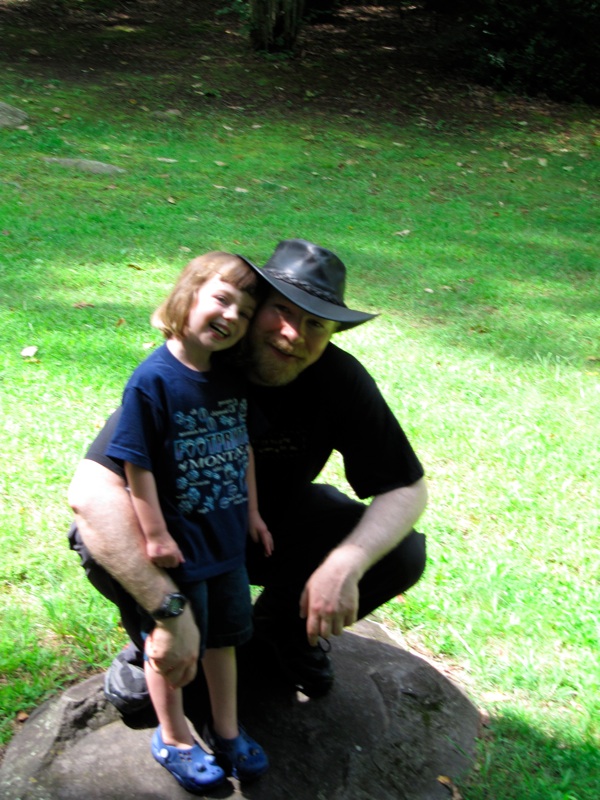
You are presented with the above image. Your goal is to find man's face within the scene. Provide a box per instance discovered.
[246,290,338,386]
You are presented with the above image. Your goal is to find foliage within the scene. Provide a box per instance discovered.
[437,0,600,103]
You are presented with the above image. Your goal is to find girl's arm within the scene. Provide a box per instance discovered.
[247,445,273,556]
[125,462,184,569]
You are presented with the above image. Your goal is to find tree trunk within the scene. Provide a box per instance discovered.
[249,0,306,52]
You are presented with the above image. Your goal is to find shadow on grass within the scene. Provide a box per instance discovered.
[469,710,600,800]
[2,242,598,374]
[0,0,541,125]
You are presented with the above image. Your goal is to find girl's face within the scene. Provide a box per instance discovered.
[185,274,257,354]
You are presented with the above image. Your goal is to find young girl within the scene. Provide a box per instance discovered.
[106,252,273,792]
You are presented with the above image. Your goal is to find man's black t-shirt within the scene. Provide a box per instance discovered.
[86,342,424,513]
[249,343,423,510]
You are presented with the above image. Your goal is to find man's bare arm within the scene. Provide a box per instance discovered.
[300,477,428,645]
[68,459,199,687]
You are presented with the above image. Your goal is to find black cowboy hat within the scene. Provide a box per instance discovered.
[248,239,378,331]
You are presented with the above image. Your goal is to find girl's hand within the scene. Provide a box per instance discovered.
[249,509,274,557]
[146,533,185,569]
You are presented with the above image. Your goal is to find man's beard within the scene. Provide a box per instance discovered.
[245,338,304,387]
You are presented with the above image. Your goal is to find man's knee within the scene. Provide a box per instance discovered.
[68,521,117,602]
[68,521,143,650]
[393,529,427,590]
[357,530,426,618]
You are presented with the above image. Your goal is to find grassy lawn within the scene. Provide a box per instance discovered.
[1,2,599,797]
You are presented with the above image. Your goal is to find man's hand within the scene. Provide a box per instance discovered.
[299,546,363,646]
[299,480,429,646]
[144,606,200,688]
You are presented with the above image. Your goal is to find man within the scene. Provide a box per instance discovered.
[68,238,427,706]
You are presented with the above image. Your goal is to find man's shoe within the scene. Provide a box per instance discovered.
[104,647,151,714]
[252,593,335,697]
[273,634,334,698]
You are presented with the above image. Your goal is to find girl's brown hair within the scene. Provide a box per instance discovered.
[151,251,262,339]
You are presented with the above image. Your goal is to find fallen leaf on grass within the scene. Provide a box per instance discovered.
[73,301,94,308]
[127,263,143,271]
[16,711,29,723]
[394,229,411,237]
[115,318,126,327]
[234,187,249,193]
[156,157,177,163]
[20,345,38,358]
[437,775,463,799]
[166,197,177,204]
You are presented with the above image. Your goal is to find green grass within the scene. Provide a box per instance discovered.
[1,3,599,796]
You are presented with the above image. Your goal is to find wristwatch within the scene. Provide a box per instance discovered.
[150,592,188,621]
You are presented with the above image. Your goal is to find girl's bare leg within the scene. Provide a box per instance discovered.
[145,662,193,747]
[202,647,238,739]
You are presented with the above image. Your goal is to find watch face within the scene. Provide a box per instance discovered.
[153,593,187,619]
[165,594,185,615]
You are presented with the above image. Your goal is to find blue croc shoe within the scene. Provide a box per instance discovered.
[151,725,226,792]
[204,724,269,781]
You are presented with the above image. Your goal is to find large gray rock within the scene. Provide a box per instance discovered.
[0,620,480,799]
[0,102,28,128]
[43,158,126,174]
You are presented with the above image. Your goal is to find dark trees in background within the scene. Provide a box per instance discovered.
[247,0,599,103]
[249,0,306,51]
[425,0,600,103]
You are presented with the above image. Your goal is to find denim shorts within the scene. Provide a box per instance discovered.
[141,564,253,658]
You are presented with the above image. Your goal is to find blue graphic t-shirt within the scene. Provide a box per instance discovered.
[106,344,251,582]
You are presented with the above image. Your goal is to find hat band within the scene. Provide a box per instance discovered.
[267,270,345,307]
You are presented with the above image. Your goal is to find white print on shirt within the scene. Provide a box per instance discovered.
[172,397,249,516]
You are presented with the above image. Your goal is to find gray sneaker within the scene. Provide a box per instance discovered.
[103,648,151,714]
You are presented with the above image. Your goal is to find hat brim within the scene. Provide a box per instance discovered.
[242,262,377,332]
